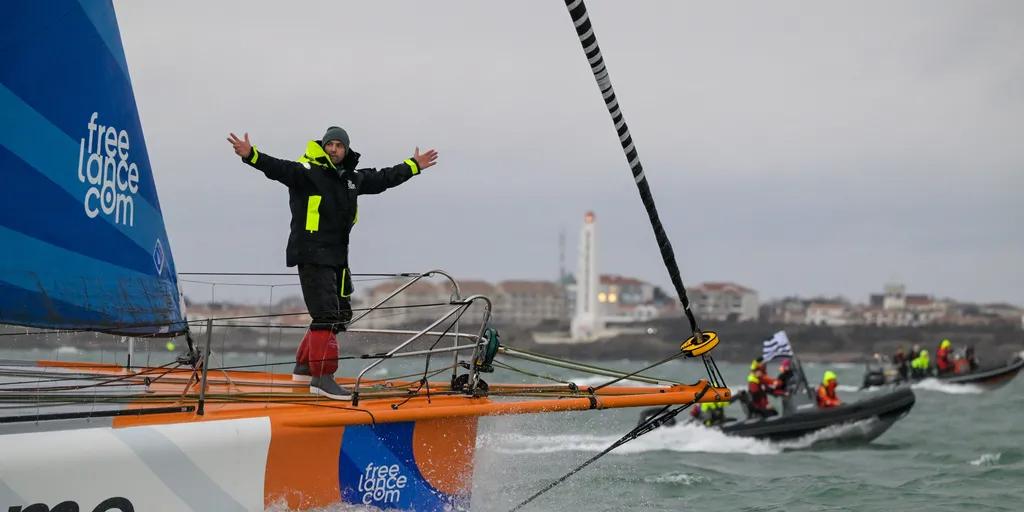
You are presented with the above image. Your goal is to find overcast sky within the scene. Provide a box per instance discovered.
[114,1,1023,306]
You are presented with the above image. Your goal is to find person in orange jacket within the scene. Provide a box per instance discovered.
[936,339,954,375]
[746,358,780,418]
[816,370,841,408]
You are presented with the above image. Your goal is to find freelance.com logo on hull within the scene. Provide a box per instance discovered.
[77,112,140,226]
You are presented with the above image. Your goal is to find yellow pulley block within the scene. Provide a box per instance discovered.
[680,330,719,357]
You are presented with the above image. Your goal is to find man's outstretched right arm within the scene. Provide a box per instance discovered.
[228,132,304,188]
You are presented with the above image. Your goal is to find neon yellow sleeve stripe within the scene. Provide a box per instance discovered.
[249,147,259,164]
[404,158,419,175]
[305,195,321,232]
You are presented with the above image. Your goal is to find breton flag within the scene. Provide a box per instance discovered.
[762,330,794,362]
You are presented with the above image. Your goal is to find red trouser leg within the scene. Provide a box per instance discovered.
[296,330,312,364]
[309,330,339,376]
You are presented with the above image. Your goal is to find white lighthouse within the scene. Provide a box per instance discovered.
[571,211,601,340]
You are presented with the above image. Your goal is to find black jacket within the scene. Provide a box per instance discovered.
[243,140,420,267]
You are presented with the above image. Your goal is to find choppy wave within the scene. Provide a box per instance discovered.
[480,416,892,458]
[912,378,984,395]
[969,453,1002,466]
[643,472,708,485]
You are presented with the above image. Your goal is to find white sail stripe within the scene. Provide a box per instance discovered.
[578,27,594,42]
[634,170,645,183]
[567,0,583,12]
[589,53,603,65]
[623,142,635,154]
[592,62,607,75]
[615,117,626,130]
[584,40,600,54]
[608,105,620,118]
[619,130,630,142]
[602,87,615,99]
[628,155,640,168]
[607,98,618,110]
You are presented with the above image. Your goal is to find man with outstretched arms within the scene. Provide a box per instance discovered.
[228,127,438,399]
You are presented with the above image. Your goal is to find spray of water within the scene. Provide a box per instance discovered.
[969,453,1002,466]
[912,378,984,395]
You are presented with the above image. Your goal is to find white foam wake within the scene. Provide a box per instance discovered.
[969,453,1002,466]
[478,423,781,456]
[912,378,984,395]
[643,472,708,485]
[775,418,883,449]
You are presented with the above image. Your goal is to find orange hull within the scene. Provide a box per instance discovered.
[0,361,728,511]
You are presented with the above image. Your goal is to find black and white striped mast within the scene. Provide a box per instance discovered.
[563,0,702,338]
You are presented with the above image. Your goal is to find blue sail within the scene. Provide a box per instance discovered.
[0,1,186,335]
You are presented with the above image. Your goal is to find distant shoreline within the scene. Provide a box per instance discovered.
[5,319,1022,366]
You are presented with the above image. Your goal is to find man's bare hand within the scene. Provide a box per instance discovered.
[228,132,253,158]
[413,147,438,171]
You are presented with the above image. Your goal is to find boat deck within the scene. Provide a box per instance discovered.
[0,359,729,435]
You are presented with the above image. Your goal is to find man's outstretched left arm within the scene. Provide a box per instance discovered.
[357,147,438,195]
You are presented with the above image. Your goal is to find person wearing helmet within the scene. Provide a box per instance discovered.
[691,400,730,427]
[936,339,954,375]
[816,371,841,408]
[891,346,910,382]
[775,359,796,394]
[910,348,931,379]
[746,358,779,418]
[774,359,799,414]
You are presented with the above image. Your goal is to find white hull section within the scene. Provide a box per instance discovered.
[0,417,271,512]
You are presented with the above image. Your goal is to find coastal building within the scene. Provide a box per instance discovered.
[495,280,567,327]
[864,283,948,326]
[804,301,854,326]
[760,297,808,324]
[690,282,759,322]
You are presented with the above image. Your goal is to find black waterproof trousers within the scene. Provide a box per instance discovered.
[298,264,353,332]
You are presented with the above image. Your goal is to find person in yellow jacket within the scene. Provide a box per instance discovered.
[690,400,730,427]
[910,349,931,379]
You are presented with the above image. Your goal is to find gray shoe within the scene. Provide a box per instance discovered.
[310,376,352,401]
[292,362,312,382]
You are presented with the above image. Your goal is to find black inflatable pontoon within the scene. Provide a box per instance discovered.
[863,356,1024,390]
[719,386,915,442]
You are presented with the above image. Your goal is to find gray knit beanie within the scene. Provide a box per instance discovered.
[321,126,350,148]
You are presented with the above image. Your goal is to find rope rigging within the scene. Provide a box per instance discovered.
[509,382,712,512]
[504,1,730,508]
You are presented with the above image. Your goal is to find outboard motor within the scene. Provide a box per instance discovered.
[732,390,753,419]
[863,368,886,388]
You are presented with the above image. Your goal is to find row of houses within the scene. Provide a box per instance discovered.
[355,275,686,329]
[185,279,1021,331]
[185,275,690,330]
[761,283,1024,328]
